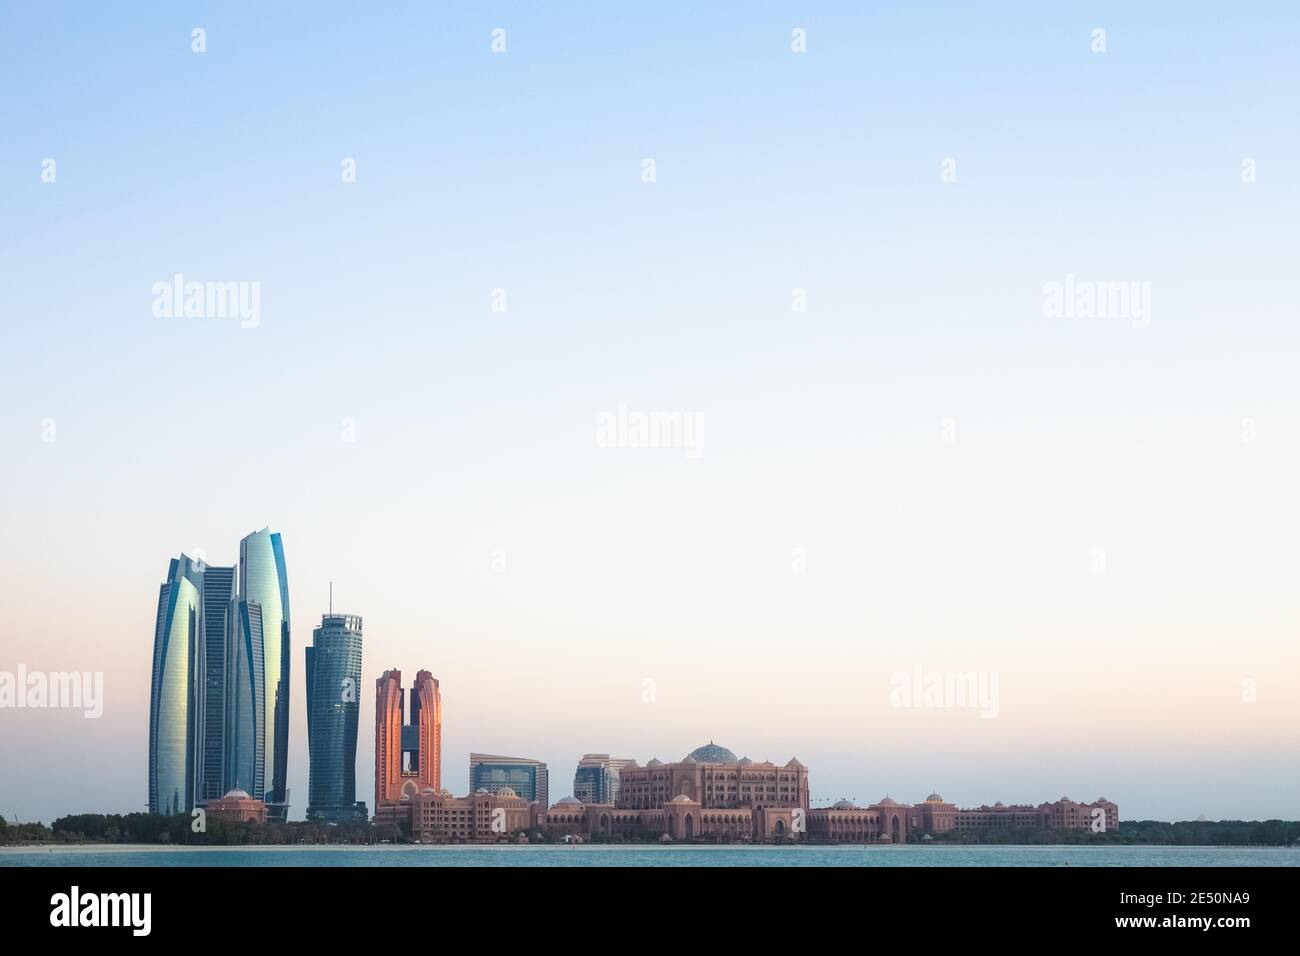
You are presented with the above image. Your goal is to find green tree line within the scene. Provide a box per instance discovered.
[3,812,1298,847]
[919,819,1300,847]
[0,812,402,846]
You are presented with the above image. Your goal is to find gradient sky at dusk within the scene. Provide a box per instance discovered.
[2,3,1298,824]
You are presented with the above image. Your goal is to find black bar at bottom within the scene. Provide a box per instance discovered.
[0,864,1286,940]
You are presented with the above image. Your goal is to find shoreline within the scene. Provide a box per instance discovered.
[3,843,1294,854]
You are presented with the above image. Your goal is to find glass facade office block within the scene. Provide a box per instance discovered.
[198,565,235,801]
[469,756,549,806]
[306,614,366,822]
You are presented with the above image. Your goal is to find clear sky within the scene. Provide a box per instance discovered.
[1,2,1297,824]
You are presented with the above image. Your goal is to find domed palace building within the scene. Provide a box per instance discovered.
[204,789,268,824]
[542,746,1120,843]
[541,742,810,843]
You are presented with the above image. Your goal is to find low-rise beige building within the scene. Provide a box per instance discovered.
[807,793,1121,842]
[376,783,532,842]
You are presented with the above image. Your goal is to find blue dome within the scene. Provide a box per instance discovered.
[684,742,738,764]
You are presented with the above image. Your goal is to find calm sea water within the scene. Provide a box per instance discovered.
[1,845,1296,867]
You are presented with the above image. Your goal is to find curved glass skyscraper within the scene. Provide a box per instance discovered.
[148,529,291,819]
[148,556,203,815]
[305,614,366,822]
[239,528,291,821]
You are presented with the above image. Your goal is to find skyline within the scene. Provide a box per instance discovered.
[2,2,1299,827]
[1,529,1291,823]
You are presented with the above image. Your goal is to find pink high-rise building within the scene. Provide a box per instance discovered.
[374,669,441,814]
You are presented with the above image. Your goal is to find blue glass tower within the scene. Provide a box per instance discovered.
[197,565,235,802]
[305,613,366,822]
[239,528,291,821]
